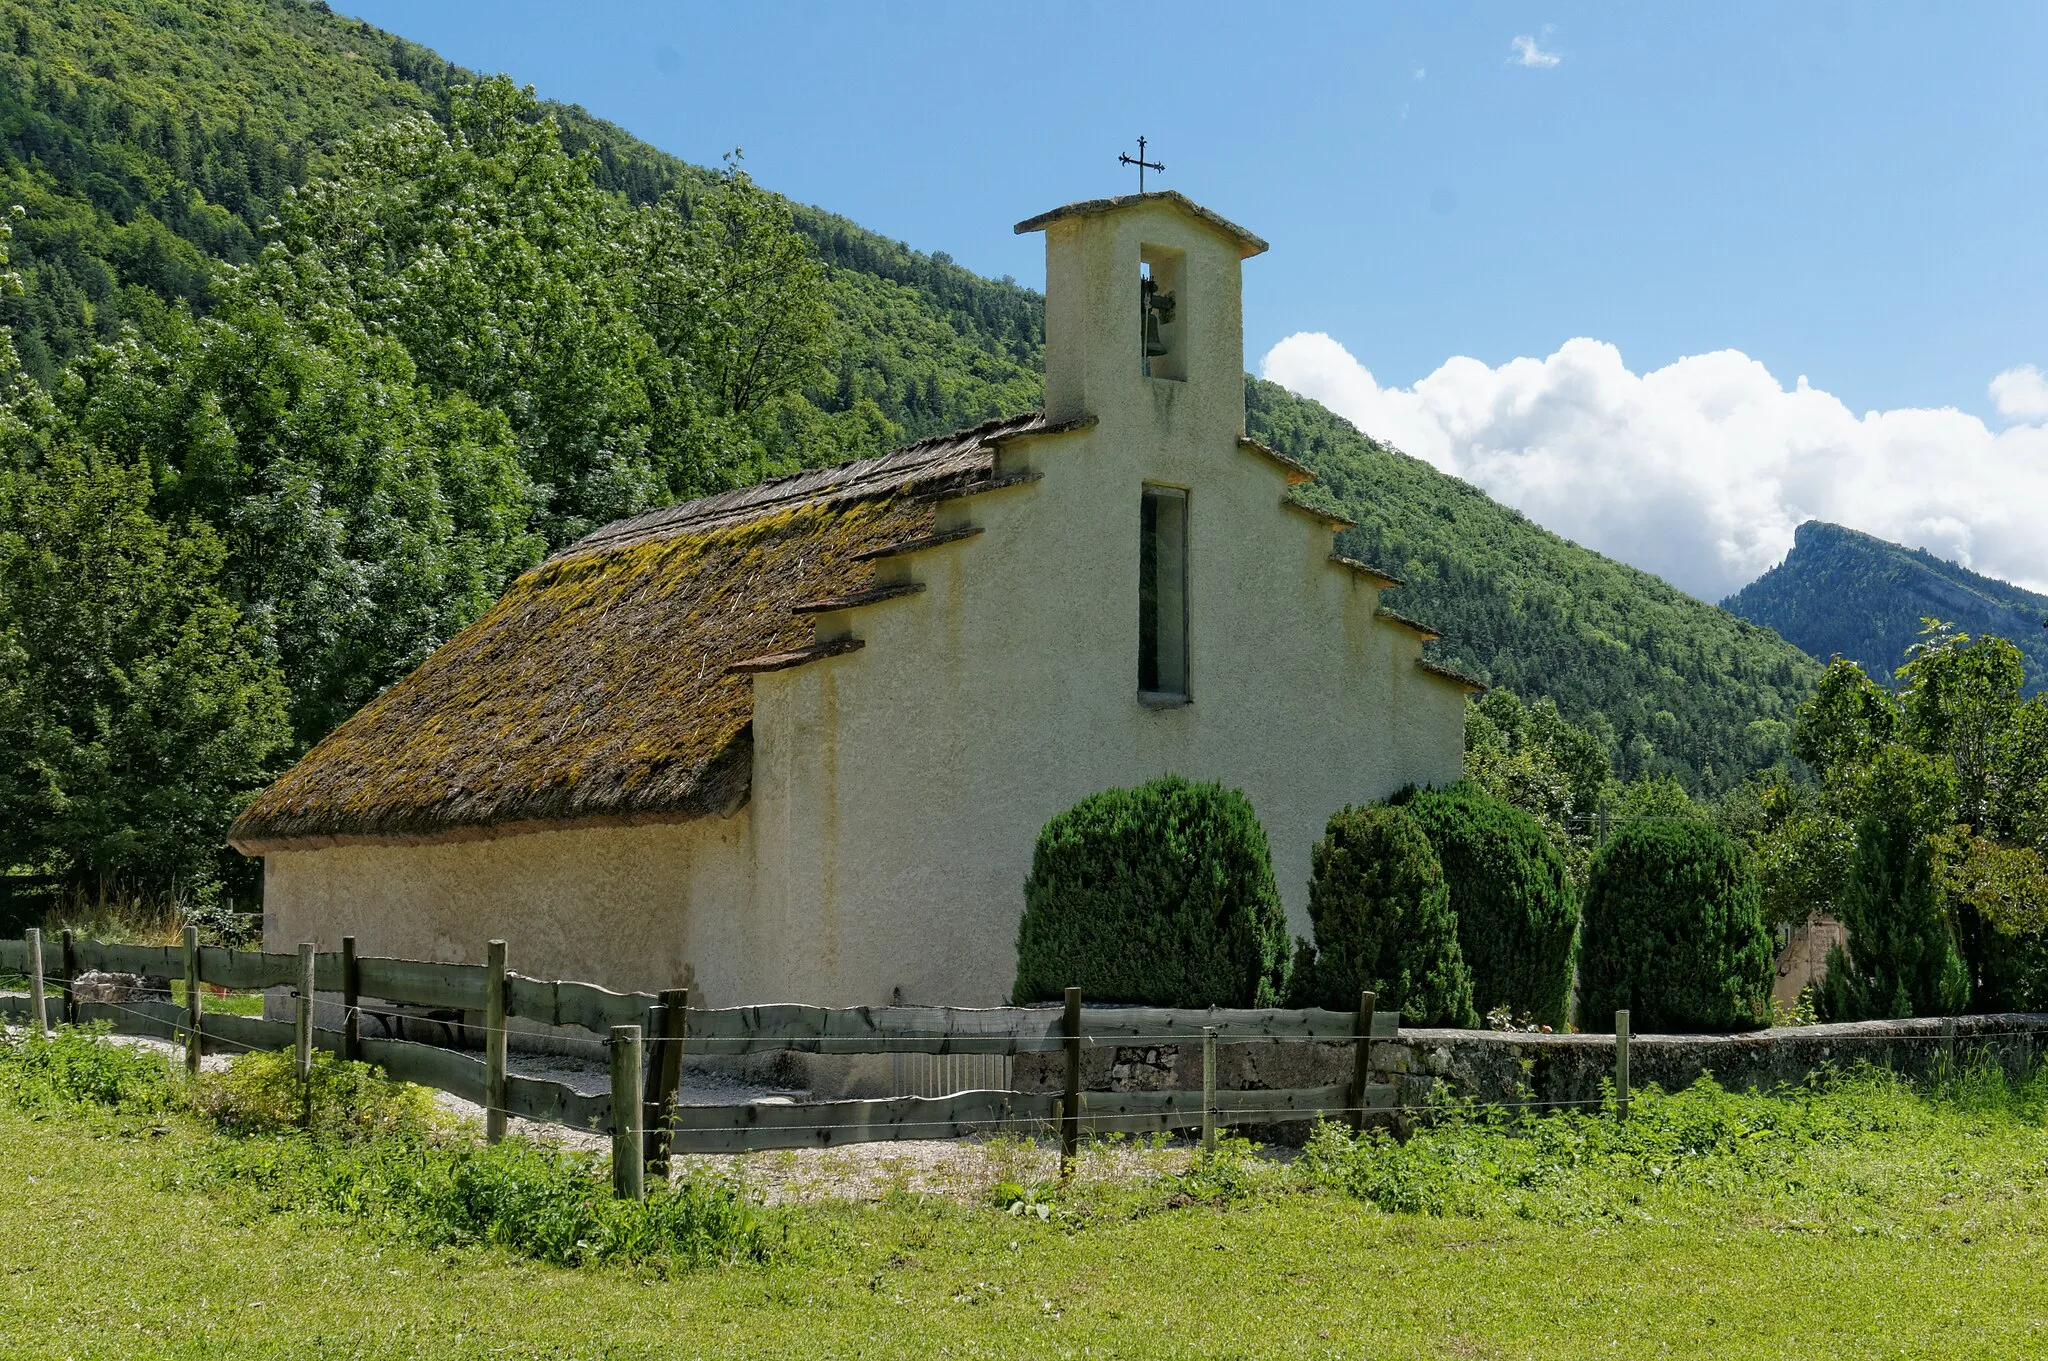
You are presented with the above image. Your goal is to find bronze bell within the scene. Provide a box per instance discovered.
[1141,277,1175,357]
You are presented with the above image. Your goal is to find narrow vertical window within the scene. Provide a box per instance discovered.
[1139,485,1189,699]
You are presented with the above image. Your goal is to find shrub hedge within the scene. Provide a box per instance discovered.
[1011,775,1290,1008]
[1578,818,1774,1032]
[1291,804,1477,1027]
[1394,782,1579,1027]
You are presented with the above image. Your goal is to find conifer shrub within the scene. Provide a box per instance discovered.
[1578,819,1774,1032]
[1393,782,1579,1027]
[1011,775,1290,1007]
[1290,804,1478,1027]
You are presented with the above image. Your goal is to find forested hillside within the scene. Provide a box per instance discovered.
[1,0,1826,913]
[1724,520,2048,696]
[0,0,1041,434]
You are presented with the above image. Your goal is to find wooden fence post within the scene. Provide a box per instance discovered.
[60,928,77,1026]
[1348,990,1377,1134]
[295,942,315,1084]
[1614,1009,1631,1121]
[1201,1024,1218,1159]
[643,987,688,1179]
[1941,1016,1957,1082]
[484,939,508,1144]
[611,1024,646,1201]
[183,925,202,1074]
[1061,987,1082,1172]
[26,928,47,1037]
[341,936,361,1065]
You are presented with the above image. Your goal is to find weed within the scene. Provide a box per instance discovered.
[0,1024,179,1114]
[189,1049,439,1140]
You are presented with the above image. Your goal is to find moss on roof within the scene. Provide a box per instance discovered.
[230,494,936,848]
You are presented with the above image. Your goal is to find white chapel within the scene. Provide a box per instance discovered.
[230,190,1475,1006]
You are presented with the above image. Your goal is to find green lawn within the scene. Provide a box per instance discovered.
[5,1043,2048,1359]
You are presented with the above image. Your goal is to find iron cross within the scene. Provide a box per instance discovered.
[1119,136,1164,193]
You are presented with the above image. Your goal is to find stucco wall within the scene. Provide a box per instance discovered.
[263,812,755,1002]
[746,198,1468,1007]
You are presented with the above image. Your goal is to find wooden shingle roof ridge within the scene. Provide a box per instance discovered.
[558,411,1055,559]
[1014,190,1269,257]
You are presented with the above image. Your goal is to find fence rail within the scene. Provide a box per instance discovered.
[2,931,1406,1197]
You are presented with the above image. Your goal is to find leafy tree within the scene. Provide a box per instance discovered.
[1789,625,2048,1016]
[1817,747,1970,1019]
[0,446,289,901]
[1393,782,1578,1027]
[1011,776,1290,1008]
[1731,771,1855,933]
[1461,687,1610,875]
[238,77,665,538]
[61,307,543,745]
[636,154,839,420]
[1292,804,1477,1027]
[1578,819,1774,1032]
[1605,774,1703,825]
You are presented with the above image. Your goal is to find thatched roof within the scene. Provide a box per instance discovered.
[230,414,1050,850]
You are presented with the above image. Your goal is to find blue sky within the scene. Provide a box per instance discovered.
[336,3,2048,597]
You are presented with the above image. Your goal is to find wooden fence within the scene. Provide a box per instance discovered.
[0,930,1407,1198]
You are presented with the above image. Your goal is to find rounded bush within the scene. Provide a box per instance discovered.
[1011,775,1289,1007]
[1293,804,1478,1027]
[1394,782,1579,1027]
[1579,819,1773,1033]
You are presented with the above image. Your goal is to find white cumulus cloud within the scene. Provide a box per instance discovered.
[1260,332,2048,601]
[1510,34,1561,68]
[1990,364,2048,421]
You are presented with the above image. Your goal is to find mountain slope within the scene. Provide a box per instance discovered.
[2,0,1825,792]
[1724,520,2048,694]
[1247,380,1824,790]
[0,0,1040,442]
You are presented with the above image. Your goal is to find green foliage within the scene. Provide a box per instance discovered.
[1605,774,1705,824]
[0,1022,178,1113]
[63,307,544,745]
[1818,747,1971,1020]
[189,1049,436,1141]
[1298,1064,2048,1223]
[0,446,289,898]
[1460,687,1610,873]
[1725,519,2048,698]
[1011,776,1290,1008]
[1789,625,2048,1017]
[1247,377,1823,795]
[1794,657,1899,774]
[189,1100,776,1270]
[1579,818,1774,1032]
[1291,803,1478,1027]
[1731,771,1856,933]
[381,1139,775,1268]
[0,1030,772,1270]
[1392,782,1578,1027]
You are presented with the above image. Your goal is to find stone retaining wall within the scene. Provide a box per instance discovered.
[1014,1013,2048,1129]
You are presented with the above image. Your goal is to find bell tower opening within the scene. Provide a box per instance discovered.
[1139,245,1186,382]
